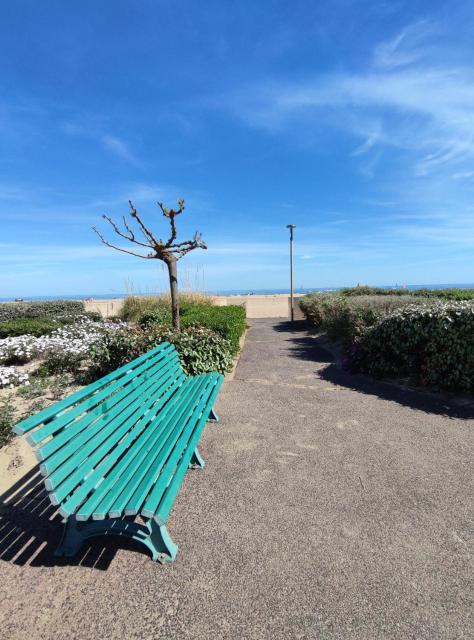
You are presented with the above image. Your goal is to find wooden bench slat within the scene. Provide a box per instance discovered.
[75,372,189,520]
[37,353,180,462]
[99,376,203,519]
[59,372,189,518]
[14,342,172,436]
[42,359,180,482]
[154,375,223,524]
[123,375,212,516]
[48,364,183,505]
[141,373,220,520]
[38,356,180,473]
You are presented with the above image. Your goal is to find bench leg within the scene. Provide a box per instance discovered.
[188,447,205,469]
[55,516,179,564]
[207,407,219,423]
[55,517,84,558]
[147,520,178,564]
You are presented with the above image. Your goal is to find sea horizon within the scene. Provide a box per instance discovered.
[1,283,473,303]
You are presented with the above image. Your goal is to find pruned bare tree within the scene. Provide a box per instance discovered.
[93,199,207,331]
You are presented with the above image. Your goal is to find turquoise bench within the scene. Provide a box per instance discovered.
[13,341,223,563]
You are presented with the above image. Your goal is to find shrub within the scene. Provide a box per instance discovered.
[0,366,30,389]
[84,311,103,322]
[147,326,233,375]
[412,288,474,301]
[0,335,37,365]
[355,301,474,393]
[120,293,213,322]
[0,395,16,447]
[0,300,85,322]
[138,308,172,327]
[299,294,419,346]
[340,286,474,301]
[38,318,126,374]
[0,317,64,338]
[340,286,407,297]
[86,324,234,380]
[87,328,146,379]
[181,305,246,354]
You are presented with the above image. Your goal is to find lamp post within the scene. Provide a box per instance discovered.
[286,224,296,321]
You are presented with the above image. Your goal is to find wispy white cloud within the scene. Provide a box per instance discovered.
[373,20,436,70]
[101,135,135,162]
[220,20,474,179]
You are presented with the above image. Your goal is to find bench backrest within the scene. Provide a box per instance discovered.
[13,342,184,472]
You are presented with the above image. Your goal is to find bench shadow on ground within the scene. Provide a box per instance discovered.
[274,320,474,420]
[0,466,149,570]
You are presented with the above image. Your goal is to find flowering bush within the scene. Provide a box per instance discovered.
[39,317,127,373]
[0,366,30,389]
[0,317,126,372]
[0,335,37,365]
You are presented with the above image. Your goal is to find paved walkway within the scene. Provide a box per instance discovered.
[1,319,472,639]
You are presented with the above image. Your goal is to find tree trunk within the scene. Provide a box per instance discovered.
[166,256,180,331]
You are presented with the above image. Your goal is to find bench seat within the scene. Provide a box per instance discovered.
[14,341,224,563]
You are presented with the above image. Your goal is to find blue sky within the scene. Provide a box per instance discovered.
[1,0,474,297]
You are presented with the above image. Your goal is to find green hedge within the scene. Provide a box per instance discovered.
[354,302,474,393]
[0,317,65,338]
[340,286,408,297]
[412,288,474,301]
[87,325,233,379]
[299,294,420,347]
[340,286,474,301]
[120,294,214,322]
[180,305,246,355]
[136,302,247,355]
[0,300,85,322]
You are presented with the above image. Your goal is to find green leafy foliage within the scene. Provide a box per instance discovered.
[87,328,147,379]
[138,308,172,327]
[340,286,408,296]
[181,305,246,355]
[0,395,16,447]
[84,311,103,322]
[86,325,233,380]
[120,293,214,322]
[299,294,420,347]
[412,288,474,301]
[340,286,474,300]
[301,293,474,392]
[147,326,233,375]
[0,317,65,338]
[355,302,474,393]
[0,300,85,322]
[129,294,246,355]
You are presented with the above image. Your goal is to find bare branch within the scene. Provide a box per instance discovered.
[174,232,208,260]
[92,227,155,259]
[128,200,162,247]
[102,215,152,249]
[158,199,185,247]
[121,215,146,246]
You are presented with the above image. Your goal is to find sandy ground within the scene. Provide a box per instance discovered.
[0,319,472,639]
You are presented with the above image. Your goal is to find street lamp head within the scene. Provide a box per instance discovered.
[286,224,296,229]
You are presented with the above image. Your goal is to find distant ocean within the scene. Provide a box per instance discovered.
[1,284,474,303]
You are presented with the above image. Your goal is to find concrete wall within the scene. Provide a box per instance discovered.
[84,294,305,320]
